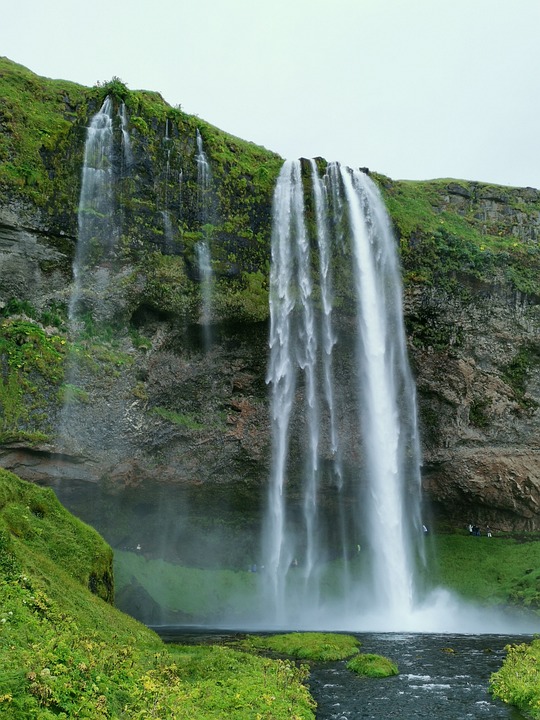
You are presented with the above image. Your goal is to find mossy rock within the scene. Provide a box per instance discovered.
[240,632,361,661]
[347,653,399,677]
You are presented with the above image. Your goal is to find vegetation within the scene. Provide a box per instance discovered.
[0,317,66,443]
[501,344,540,409]
[347,653,399,678]
[114,532,540,625]
[152,406,205,429]
[238,632,361,662]
[377,176,540,297]
[429,533,540,611]
[0,56,88,210]
[114,550,259,621]
[0,469,316,719]
[490,638,540,719]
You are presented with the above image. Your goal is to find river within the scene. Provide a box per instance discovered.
[157,629,528,719]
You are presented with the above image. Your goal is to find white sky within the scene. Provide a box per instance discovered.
[2,0,539,188]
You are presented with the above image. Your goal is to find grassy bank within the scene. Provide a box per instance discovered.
[490,638,540,719]
[430,533,540,610]
[0,469,315,718]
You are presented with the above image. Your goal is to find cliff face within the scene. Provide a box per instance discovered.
[2,57,540,534]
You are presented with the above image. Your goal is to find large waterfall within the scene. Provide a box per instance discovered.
[262,159,425,629]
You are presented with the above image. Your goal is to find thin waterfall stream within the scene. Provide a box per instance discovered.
[195,128,214,345]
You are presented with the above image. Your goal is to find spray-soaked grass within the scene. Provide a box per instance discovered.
[115,549,259,619]
[114,550,370,623]
[429,534,540,610]
[116,534,540,623]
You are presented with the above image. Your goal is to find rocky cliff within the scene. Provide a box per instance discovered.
[1,56,540,541]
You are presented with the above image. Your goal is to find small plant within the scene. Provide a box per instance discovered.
[152,406,204,430]
[57,383,90,404]
[501,345,540,409]
[94,75,129,100]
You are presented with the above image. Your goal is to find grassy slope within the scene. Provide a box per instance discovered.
[0,469,315,719]
[430,534,540,610]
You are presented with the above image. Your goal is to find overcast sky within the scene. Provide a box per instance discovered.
[2,0,539,189]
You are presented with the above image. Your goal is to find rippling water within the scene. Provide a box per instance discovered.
[309,633,527,719]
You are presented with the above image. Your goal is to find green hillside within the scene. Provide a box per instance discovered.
[0,469,314,718]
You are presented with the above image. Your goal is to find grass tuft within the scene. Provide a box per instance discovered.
[347,653,399,678]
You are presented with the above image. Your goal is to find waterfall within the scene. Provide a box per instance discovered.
[59,97,117,454]
[163,119,171,209]
[119,102,133,172]
[263,159,424,629]
[195,129,214,345]
[340,165,423,619]
[196,241,213,349]
[161,210,174,252]
[69,96,115,326]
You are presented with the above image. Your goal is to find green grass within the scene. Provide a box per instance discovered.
[238,632,361,662]
[347,653,399,678]
[377,175,540,297]
[0,470,316,718]
[114,550,259,619]
[429,534,540,610]
[490,638,540,719]
[0,317,67,443]
[152,406,205,430]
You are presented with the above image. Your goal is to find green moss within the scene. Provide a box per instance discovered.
[0,318,66,443]
[501,344,540,409]
[0,56,88,214]
[377,176,540,297]
[469,397,490,428]
[490,638,540,718]
[405,305,463,351]
[239,632,361,662]
[57,382,90,404]
[347,653,399,677]
[152,406,204,430]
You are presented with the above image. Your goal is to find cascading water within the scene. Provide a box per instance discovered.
[119,102,133,172]
[195,129,214,344]
[59,97,117,453]
[262,158,424,629]
[196,241,213,346]
[69,96,115,326]
[340,165,423,620]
